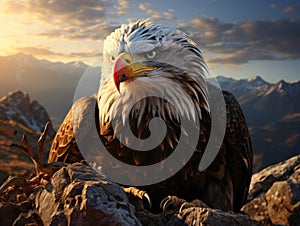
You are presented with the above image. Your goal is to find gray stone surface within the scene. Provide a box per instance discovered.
[243,155,300,225]
[1,155,300,225]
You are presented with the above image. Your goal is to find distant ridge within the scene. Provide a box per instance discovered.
[216,75,300,126]
[0,53,94,123]
[216,75,300,171]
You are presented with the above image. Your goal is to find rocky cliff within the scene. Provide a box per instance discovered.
[0,90,55,137]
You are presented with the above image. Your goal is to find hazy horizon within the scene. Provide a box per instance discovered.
[1,51,299,84]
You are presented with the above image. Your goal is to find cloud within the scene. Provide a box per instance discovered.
[2,0,117,40]
[115,0,129,16]
[139,3,151,11]
[14,46,101,60]
[4,0,112,24]
[283,5,300,14]
[2,0,299,65]
[189,18,232,43]
[36,22,118,40]
[163,9,175,20]
[138,3,175,21]
[2,0,175,41]
[138,3,161,20]
[179,17,300,64]
[270,3,279,9]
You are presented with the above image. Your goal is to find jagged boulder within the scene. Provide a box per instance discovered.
[36,164,141,226]
[0,163,142,226]
[0,90,55,137]
[243,154,300,225]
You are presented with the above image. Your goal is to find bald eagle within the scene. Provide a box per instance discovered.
[49,20,252,213]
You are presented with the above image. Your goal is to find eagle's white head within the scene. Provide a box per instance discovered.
[98,19,209,126]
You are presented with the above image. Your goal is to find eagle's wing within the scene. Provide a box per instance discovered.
[48,94,98,163]
[223,90,253,211]
[196,89,252,212]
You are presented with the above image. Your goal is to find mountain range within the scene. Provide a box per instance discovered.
[216,75,300,170]
[217,75,300,127]
[0,53,299,171]
[0,53,94,126]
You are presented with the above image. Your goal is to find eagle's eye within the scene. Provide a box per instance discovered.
[110,55,115,63]
[145,50,157,60]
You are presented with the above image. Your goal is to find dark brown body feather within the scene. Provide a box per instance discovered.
[48,90,252,212]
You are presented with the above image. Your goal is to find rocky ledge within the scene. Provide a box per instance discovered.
[0,124,299,225]
[243,155,300,225]
[0,162,260,226]
[1,153,300,225]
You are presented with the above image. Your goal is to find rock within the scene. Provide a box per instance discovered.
[243,154,300,225]
[167,207,260,226]
[0,161,259,226]
[2,154,300,225]
[0,90,55,137]
[0,163,142,226]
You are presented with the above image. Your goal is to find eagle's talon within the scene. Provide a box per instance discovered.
[160,195,186,215]
[160,196,173,211]
[143,192,152,210]
[123,187,152,210]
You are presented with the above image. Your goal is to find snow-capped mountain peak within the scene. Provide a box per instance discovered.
[273,79,300,96]
[247,75,269,87]
[216,75,300,99]
[67,61,89,69]
[216,75,271,97]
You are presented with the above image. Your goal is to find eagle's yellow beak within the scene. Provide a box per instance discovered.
[113,52,156,92]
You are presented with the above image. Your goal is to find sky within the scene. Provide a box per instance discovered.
[0,0,299,82]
